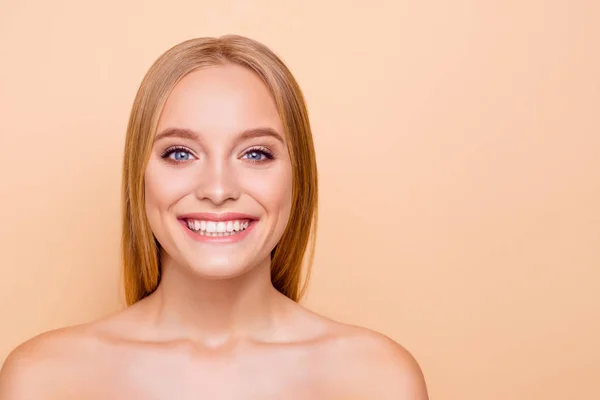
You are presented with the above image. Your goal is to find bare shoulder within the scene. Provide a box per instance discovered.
[0,305,136,400]
[0,324,100,399]
[318,320,429,400]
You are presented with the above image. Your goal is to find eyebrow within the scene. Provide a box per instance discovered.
[153,127,285,144]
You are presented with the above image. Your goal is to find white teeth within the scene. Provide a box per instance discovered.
[186,219,252,235]
[206,221,216,233]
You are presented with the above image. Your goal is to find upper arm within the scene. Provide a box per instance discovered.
[0,342,47,399]
[378,338,429,400]
[0,333,69,400]
[347,330,429,400]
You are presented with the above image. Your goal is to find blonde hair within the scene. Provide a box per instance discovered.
[121,35,318,306]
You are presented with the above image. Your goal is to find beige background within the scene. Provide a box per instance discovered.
[1,1,599,398]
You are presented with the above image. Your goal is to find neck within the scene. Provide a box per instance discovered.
[146,256,285,346]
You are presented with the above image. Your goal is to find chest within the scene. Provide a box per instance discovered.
[67,347,338,400]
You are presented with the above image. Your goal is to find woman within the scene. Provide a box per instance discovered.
[0,35,428,399]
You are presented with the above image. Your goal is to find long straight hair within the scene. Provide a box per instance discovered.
[121,35,318,306]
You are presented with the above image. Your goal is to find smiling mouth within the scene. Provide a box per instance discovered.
[183,219,253,237]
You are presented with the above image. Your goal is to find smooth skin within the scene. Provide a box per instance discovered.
[0,64,428,399]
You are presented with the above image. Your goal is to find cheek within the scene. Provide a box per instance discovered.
[144,161,194,211]
[242,164,293,219]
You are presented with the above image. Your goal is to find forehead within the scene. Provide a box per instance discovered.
[156,64,284,138]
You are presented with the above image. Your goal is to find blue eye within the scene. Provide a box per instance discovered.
[245,151,265,161]
[171,150,191,161]
[243,147,274,163]
[160,147,195,162]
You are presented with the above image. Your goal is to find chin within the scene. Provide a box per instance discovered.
[154,218,275,281]
[182,255,258,280]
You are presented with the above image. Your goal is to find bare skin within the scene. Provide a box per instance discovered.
[0,63,428,399]
[0,288,427,399]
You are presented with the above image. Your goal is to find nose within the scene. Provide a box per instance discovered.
[195,158,240,205]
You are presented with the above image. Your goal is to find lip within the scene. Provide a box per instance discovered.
[178,212,258,222]
[177,212,259,244]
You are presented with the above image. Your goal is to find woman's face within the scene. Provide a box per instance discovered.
[144,64,293,279]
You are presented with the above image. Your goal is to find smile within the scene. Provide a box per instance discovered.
[185,219,251,237]
[178,212,259,243]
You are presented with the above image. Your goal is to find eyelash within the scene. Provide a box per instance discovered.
[159,146,275,164]
[244,146,275,163]
[160,146,193,162]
